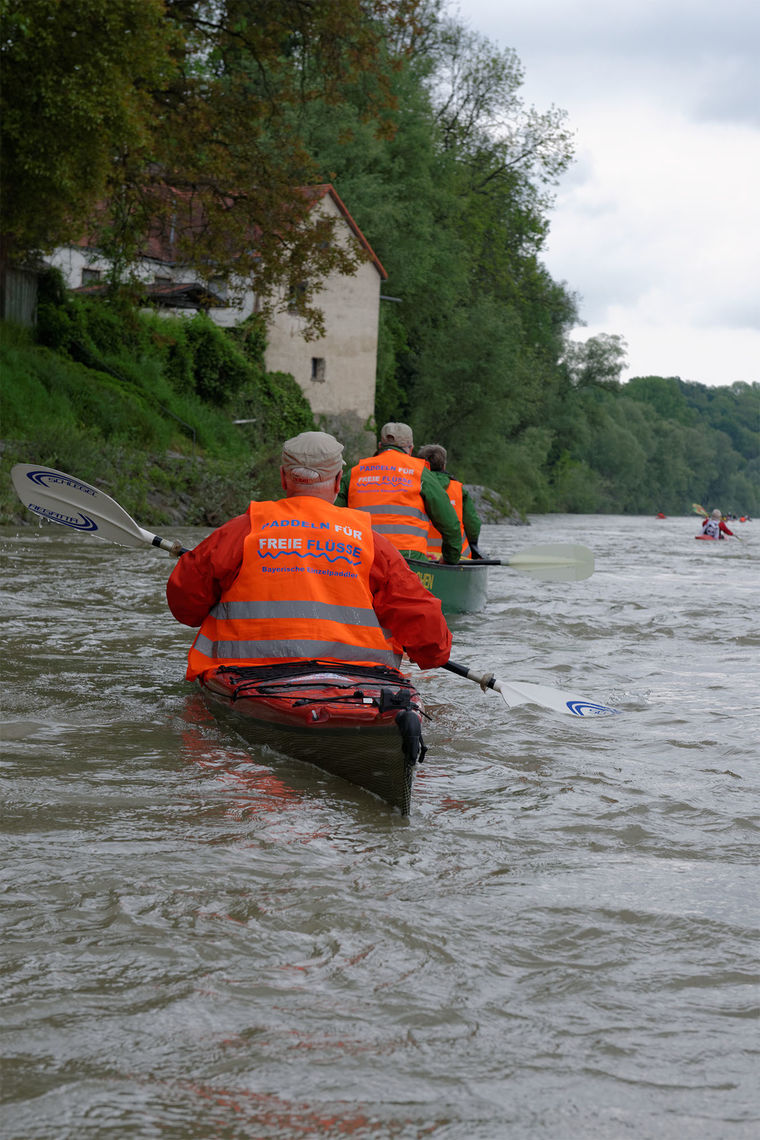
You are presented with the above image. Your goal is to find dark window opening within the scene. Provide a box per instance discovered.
[311,357,326,383]
[288,280,307,313]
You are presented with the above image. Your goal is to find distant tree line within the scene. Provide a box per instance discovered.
[2,1,757,515]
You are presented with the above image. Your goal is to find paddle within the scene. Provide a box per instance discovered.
[444,660,620,718]
[11,464,594,580]
[467,542,594,580]
[11,464,617,719]
[504,542,594,582]
[10,463,186,554]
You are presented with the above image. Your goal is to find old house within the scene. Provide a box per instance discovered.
[46,185,387,439]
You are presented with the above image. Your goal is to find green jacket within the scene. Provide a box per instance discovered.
[335,446,462,563]
[428,469,482,546]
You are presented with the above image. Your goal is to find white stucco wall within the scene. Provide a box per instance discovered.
[263,266,381,422]
[48,246,111,284]
[262,193,383,423]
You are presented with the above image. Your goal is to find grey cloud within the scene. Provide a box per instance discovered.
[464,1,760,127]
[694,62,760,126]
[708,300,760,332]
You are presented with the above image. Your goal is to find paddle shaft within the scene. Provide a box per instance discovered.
[444,659,496,691]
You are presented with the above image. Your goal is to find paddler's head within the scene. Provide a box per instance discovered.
[417,443,447,471]
[280,431,345,499]
[711,508,722,519]
[380,422,414,454]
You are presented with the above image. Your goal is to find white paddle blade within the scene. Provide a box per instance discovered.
[11,464,157,549]
[508,543,595,582]
[494,679,620,717]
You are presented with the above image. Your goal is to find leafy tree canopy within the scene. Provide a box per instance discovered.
[1,0,427,329]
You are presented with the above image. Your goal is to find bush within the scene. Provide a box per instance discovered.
[185,314,249,404]
[0,286,316,525]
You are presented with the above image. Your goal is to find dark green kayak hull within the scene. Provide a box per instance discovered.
[404,557,489,614]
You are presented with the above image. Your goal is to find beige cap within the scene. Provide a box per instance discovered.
[380,422,413,448]
[281,431,345,483]
[711,508,722,519]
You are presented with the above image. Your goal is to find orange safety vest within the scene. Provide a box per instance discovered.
[347,451,430,556]
[186,497,401,679]
[427,478,472,559]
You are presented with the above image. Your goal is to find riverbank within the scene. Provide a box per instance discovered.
[0,440,279,529]
[2,440,521,533]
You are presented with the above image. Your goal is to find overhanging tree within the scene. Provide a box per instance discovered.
[1,0,426,330]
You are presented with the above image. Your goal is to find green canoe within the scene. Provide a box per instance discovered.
[404,556,490,614]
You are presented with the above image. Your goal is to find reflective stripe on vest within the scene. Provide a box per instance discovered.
[427,478,471,559]
[186,498,401,678]
[347,451,430,555]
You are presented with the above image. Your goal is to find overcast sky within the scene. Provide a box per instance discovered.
[452,0,760,388]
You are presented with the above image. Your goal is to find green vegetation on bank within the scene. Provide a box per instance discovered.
[544,371,759,516]
[2,281,757,526]
[0,273,314,526]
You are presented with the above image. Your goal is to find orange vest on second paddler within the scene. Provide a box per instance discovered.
[427,478,472,559]
[186,497,401,679]
[347,451,430,556]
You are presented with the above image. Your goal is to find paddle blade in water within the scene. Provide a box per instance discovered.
[443,660,620,717]
[508,543,595,582]
[494,679,620,717]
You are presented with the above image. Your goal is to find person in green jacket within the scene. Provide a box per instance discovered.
[335,423,462,563]
[417,443,483,559]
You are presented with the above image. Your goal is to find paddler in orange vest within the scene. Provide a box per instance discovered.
[335,422,462,564]
[166,431,452,679]
[417,443,483,560]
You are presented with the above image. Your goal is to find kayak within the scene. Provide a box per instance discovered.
[695,534,728,541]
[404,556,489,614]
[197,661,427,814]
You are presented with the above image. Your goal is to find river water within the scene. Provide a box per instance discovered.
[1,513,758,1140]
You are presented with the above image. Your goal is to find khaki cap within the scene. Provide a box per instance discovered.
[380,422,413,448]
[281,431,345,483]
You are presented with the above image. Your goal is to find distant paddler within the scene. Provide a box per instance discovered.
[699,508,735,540]
[417,443,483,560]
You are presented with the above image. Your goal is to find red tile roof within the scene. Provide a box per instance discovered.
[74,184,387,280]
